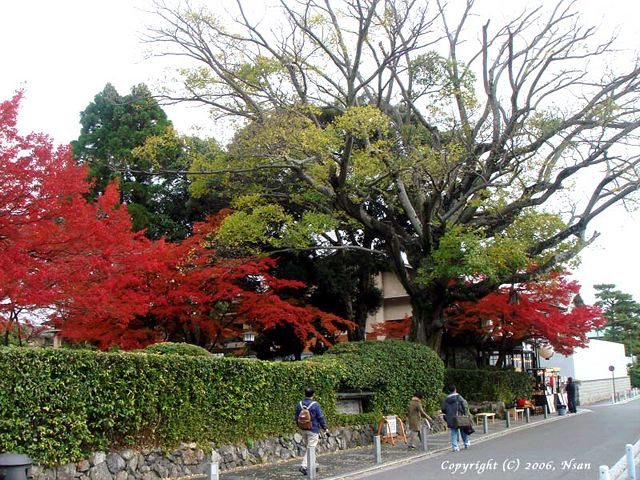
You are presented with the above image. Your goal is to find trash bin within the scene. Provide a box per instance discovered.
[0,453,32,480]
[557,405,567,416]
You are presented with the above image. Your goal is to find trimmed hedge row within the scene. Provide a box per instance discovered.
[143,342,212,356]
[0,348,340,466]
[0,341,444,466]
[631,365,640,388]
[444,368,533,403]
[314,340,445,414]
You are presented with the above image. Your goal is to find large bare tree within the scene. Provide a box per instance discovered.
[145,0,640,350]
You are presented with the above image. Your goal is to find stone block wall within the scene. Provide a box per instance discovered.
[28,419,450,480]
[577,376,631,405]
[28,426,375,480]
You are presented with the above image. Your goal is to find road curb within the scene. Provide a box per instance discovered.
[322,410,590,480]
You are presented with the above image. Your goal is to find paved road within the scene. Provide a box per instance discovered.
[355,400,640,480]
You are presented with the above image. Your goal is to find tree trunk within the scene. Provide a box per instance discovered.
[349,253,378,342]
[410,294,446,354]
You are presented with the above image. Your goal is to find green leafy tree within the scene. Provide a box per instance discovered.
[72,83,208,240]
[146,0,640,350]
[594,284,640,360]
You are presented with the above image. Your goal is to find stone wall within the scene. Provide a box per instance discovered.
[29,426,374,480]
[29,420,449,480]
[577,376,631,405]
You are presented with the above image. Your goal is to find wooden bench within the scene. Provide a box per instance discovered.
[474,412,496,425]
[508,408,525,421]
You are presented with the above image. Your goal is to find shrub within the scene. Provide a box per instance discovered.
[314,340,445,415]
[444,368,533,403]
[630,365,640,388]
[143,342,212,356]
[0,341,444,467]
[0,347,339,466]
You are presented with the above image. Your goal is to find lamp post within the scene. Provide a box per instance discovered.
[609,365,616,403]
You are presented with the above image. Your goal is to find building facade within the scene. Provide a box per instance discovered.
[539,339,631,405]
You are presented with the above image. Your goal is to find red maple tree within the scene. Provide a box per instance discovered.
[366,316,412,340]
[446,273,605,364]
[139,211,354,352]
[1,93,160,346]
[1,93,352,350]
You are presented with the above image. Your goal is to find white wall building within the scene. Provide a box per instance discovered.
[539,339,631,404]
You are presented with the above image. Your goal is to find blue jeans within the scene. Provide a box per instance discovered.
[450,427,469,450]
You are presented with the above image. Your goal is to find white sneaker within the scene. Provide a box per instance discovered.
[452,446,460,452]
[464,443,470,449]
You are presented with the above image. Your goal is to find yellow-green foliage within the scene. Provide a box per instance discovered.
[419,210,574,284]
[231,110,337,161]
[131,126,183,169]
[331,106,389,139]
[215,203,291,250]
[187,138,228,198]
[215,195,339,251]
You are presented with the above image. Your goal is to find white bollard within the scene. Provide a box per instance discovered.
[420,423,428,452]
[373,435,382,464]
[208,462,219,480]
[208,451,220,480]
[626,444,637,480]
[599,465,611,480]
[307,446,316,480]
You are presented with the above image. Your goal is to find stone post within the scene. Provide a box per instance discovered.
[208,451,220,480]
[307,447,316,480]
[420,424,428,452]
[373,435,382,464]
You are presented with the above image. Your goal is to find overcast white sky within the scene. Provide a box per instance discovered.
[1,0,639,304]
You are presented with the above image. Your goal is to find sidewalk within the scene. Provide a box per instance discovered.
[219,410,585,480]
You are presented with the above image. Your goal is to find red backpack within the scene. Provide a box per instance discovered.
[297,401,316,430]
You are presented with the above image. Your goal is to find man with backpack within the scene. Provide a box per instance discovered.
[295,388,329,476]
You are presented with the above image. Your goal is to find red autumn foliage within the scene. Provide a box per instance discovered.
[1,92,161,346]
[366,316,412,340]
[1,93,352,350]
[446,273,606,355]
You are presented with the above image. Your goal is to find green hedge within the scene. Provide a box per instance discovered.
[314,340,445,414]
[630,365,640,388]
[0,347,340,466]
[0,342,444,466]
[143,342,212,356]
[444,368,533,403]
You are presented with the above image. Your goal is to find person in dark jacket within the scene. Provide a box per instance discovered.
[565,377,577,413]
[441,385,470,451]
[295,388,328,476]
